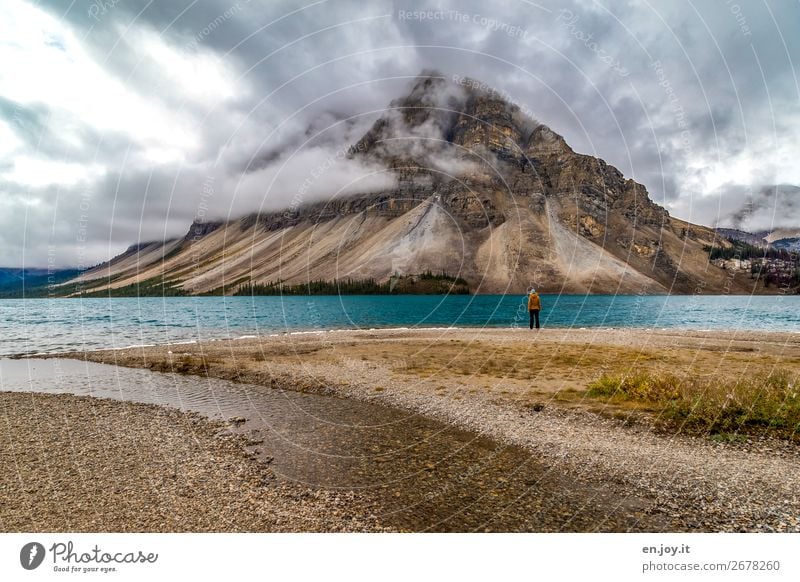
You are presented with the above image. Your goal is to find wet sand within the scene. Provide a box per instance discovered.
[59,327,800,532]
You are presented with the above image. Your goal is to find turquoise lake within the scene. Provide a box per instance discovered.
[0,294,798,356]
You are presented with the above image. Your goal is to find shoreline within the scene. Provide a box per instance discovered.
[51,326,800,532]
[5,289,796,298]
[9,323,800,359]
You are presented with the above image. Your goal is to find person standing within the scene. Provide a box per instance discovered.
[528,288,541,329]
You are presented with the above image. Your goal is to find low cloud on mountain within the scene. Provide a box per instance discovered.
[1,0,799,266]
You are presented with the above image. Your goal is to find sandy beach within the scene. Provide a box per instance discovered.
[53,326,800,532]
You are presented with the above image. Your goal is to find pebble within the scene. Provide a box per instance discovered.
[65,327,800,532]
[0,392,385,532]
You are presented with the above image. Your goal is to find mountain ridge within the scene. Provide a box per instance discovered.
[715,227,800,252]
[68,72,767,296]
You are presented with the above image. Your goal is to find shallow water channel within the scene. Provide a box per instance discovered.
[0,358,663,532]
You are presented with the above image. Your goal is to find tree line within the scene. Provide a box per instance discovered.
[234,271,470,295]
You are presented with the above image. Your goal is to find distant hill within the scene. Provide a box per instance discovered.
[763,227,800,243]
[771,237,800,252]
[0,268,82,298]
[715,227,800,252]
[714,228,770,247]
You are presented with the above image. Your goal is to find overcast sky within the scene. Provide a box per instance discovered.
[1,0,799,267]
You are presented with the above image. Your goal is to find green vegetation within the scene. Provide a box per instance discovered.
[754,264,800,289]
[0,269,82,298]
[235,278,388,295]
[233,271,471,296]
[707,238,800,289]
[76,275,188,297]
[587,372,681,401]
[1,269,471,297]
[198,276,251,296]
[707,239,795,261]
[587,369,800,440]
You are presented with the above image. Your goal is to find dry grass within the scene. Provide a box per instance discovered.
[68,328,800,440]
[390,341,641,387]
[587,369,800,439]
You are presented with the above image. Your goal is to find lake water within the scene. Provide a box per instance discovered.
[1,294,798,356]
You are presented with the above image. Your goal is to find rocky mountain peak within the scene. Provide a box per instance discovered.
[73,71,759,296]
[353,73,575,176]
[351,72,665,224]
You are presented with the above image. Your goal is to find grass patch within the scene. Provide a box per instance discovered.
[587,372,681,401]
[397,344,613,380]
[587,369,800,440]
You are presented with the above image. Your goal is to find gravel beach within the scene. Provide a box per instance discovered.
[64,327,800,532]
[0,391,381,532]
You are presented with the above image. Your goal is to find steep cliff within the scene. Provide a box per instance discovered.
[70,73,757,295]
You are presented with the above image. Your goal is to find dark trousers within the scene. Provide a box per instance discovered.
[529,309,540,329]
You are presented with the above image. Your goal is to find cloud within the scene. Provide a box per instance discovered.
[722,184,800,231]
[0,0,799,266]
[224,145,398,219]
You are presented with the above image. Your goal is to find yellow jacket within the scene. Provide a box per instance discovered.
[528,292,541,310]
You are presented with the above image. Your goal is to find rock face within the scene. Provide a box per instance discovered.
[72,73,758,295]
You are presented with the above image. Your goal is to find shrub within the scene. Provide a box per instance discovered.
[587,372,681,402]
[587,369,800,439]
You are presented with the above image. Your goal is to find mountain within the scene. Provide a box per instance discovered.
[0,268,82,297]
[716,227,800,252]
[771,238,800,252]
[763,227,800,244]
[66,73,764,296]
[763,228,800,252]
[714,228,770,247]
